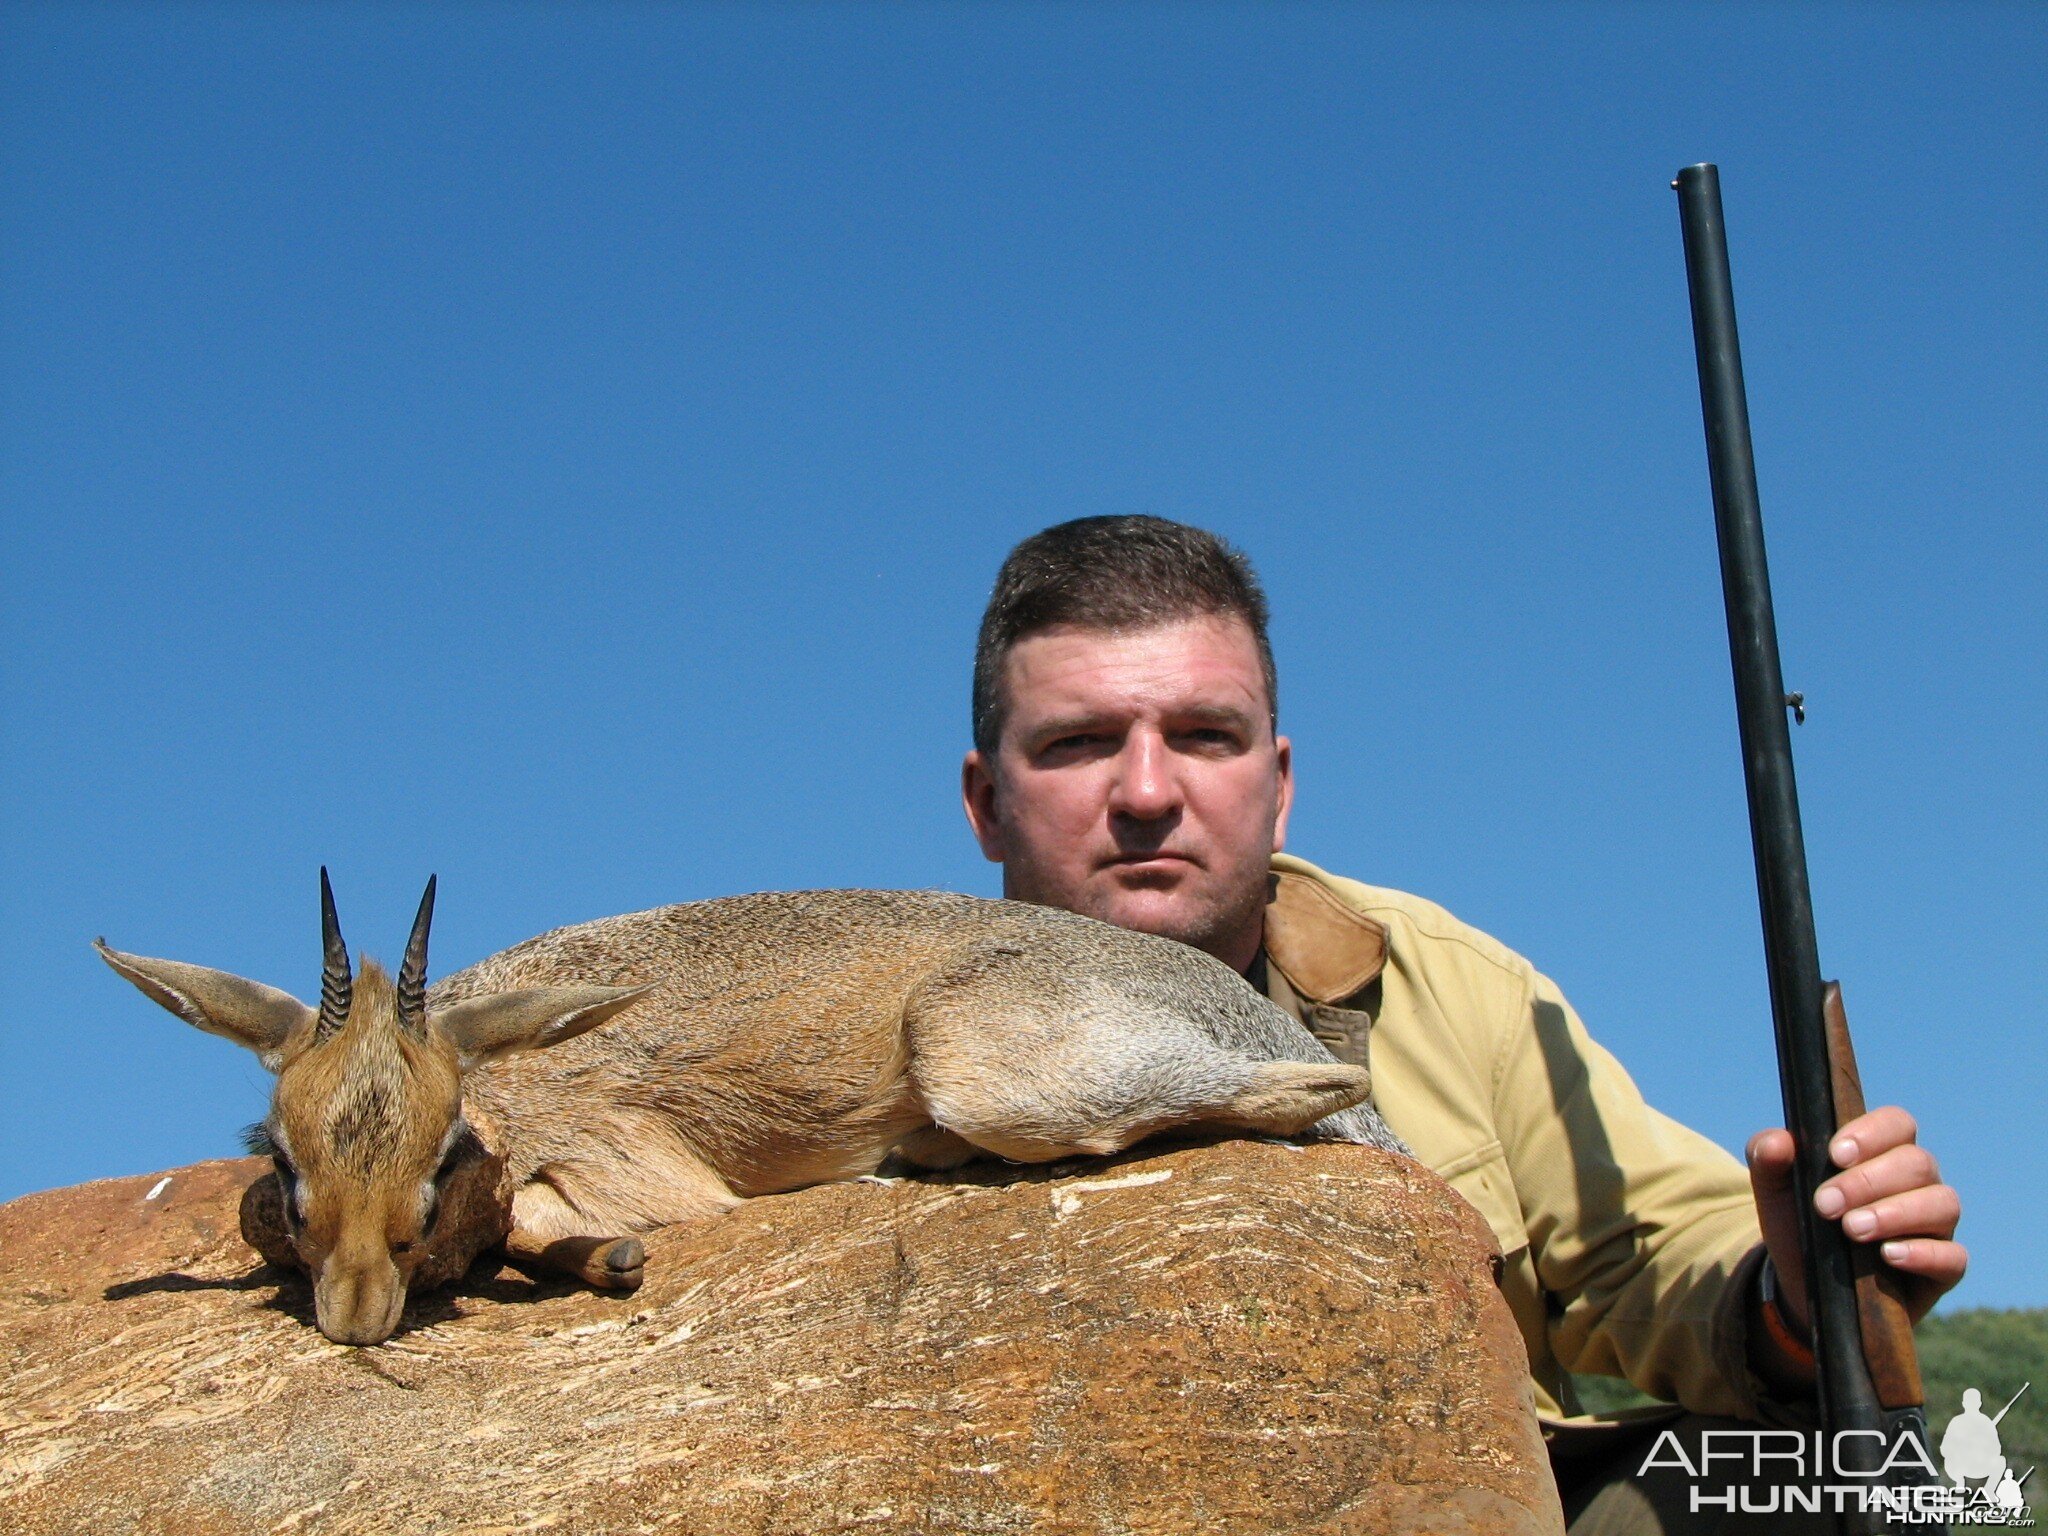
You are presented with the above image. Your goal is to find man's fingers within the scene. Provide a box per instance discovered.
[1877,1238,1969,1287]
[1880,1237,1970,1323]
[1746,1130,1804,1249]
[1753,1109,1966,1329]
[1836,1184,1962,1244]
[1747,1129,1811,1329]
[1828,1104,1918,1167]
[1814,1143,1943,1219]
[1746,1128,1796,1185]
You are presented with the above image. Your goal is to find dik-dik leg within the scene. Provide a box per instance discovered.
[904,964,1375,1164]
[504,1181,650,1290]
[890,1126,979,1169]
[501,1125,743,1289]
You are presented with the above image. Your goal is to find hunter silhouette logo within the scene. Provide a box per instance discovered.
[1636,1381,2036,1525]
[1938,1385,2033,1523]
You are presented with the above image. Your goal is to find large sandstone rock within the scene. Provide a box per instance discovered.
[0,1140,1560,1535]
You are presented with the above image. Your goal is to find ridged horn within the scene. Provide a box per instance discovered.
[396,874,437,1035]
[317,866,352,1040]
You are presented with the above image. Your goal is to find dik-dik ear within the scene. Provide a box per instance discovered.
[94,940,316,1072]
[432,984,656,1067]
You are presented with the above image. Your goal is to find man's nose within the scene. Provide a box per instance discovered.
[1107,730,1181,821]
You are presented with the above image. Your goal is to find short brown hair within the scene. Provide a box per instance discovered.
[972,515,1277,756]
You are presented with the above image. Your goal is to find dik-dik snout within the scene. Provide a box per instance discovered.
[251,955,468,1346]
[97,871,652,1345]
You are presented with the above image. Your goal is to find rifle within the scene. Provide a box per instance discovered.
[1673,163,1936,1534]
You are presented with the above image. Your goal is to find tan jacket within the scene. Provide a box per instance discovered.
[1260,853,1780,1427]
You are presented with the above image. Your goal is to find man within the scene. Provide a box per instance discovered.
[959,515,1965,1533]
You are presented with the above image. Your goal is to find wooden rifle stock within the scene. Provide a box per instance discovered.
[1674,164,1934,1534]
[1823,982,1926,1413]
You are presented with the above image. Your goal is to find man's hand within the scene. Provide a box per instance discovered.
[1746,1106,1966,1337]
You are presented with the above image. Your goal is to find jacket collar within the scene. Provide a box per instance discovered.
[1262,864,1388,1005]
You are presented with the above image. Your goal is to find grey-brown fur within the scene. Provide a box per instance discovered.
[440,891,1400,1197]
[101,886,1404,1345]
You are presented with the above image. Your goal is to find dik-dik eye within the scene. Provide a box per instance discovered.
[420,1145,466,1237]
[271,1155,303,1230]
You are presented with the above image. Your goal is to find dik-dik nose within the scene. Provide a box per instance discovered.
[313,1256,408,1346]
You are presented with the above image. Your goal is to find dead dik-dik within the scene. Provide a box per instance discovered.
[98,872,1404,1345]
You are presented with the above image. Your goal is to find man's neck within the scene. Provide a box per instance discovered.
[1242,948,1269,993]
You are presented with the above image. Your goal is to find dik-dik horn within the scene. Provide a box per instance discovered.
[97,871,651,1345]
[101,873,1405,1346]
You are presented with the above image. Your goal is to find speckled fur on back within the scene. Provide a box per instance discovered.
[436,890,1403,1229]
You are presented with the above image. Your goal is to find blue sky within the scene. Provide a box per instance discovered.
[2,4,2041,1309]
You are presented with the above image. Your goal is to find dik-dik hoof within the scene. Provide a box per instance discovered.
[595,1237,645,1290]
[1226,1061,1374,1133]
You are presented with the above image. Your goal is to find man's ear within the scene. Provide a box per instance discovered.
[94,940,314,1072]
[962,750,1007,863]
[432,984,656,1068]
[1271,733,1295,854]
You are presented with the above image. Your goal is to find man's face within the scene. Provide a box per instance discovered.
[962,614,1292,973]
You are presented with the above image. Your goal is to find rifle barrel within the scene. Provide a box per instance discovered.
[1673,163,1926,1532]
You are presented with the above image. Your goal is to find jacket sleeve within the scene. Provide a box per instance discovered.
[1488,965,1797,1421]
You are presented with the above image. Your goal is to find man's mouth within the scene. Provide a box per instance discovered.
[1101,852,1197,873]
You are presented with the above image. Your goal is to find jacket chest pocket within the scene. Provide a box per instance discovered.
[1437,1141,1531,1258]
[1305,1003,1374,1067]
